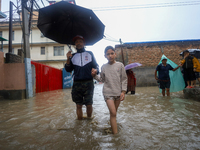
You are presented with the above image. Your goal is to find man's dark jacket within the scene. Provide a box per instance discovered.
[65,48,99,81]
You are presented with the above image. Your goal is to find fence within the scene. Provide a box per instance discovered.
[31,61,62,93]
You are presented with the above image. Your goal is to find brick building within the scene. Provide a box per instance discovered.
[115,39,200,87]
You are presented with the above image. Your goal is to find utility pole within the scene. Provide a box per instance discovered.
[120,38,125,65]
[8,1,13,53]
[22,0,33,98]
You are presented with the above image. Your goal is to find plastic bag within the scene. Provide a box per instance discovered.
[158,54,185,93]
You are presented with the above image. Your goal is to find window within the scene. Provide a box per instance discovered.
[41,47,45,55]
[12,31,14,41]
[54,46,64,56]
[0,31,2,37]
[12,48,14,53]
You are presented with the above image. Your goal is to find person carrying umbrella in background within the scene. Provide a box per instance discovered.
[126,69,136,94]
[124,62,142,94]
[65,35,99,120]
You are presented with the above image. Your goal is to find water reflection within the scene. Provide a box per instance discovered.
[0,85,200,149]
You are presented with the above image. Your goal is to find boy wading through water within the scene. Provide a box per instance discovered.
[91,46,127,134]
[155,58,181,96]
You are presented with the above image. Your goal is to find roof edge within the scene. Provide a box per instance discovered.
[115,39,200,48]
[124,39,200,45]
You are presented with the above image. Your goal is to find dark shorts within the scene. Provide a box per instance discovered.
[71,80,94,106]
[159,80,171,89]
[195,72,200,78]
[183,68,196,81]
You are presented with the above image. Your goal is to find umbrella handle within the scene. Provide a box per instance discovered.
[67,45,72,51]
[67,44,75,54]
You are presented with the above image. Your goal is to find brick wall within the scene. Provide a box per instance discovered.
[115,40,200,87]
[5,53,22,63]
[115,41,200,67]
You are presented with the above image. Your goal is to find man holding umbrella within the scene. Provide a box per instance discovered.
[65,35,99,120]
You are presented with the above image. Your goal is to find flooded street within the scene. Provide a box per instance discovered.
[0,84,200,149]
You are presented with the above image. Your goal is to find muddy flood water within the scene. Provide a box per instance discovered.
[0,84,200,150]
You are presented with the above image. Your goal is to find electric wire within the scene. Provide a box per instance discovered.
[103,37,120,43]
[91,1,200,11]
[2,0,200,49]
[91,1,200,9]
[103,33,119,43]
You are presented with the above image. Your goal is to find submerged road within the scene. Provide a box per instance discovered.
[0,84,200,149]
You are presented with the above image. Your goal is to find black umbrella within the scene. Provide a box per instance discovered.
[179,49,200,59]
[37,1,105,46]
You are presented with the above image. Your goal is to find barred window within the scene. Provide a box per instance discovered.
[12,31,14,41]
[41,47,45,55]
[54,46,64,56]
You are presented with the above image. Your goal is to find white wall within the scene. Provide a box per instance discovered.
[2,29,22,44]
[42,62,65,69]
[31,28,54,43]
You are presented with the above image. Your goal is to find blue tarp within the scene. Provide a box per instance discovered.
[158,54,185,93]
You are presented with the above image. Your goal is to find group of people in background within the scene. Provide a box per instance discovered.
[155,49,200,97]
[180,50,200,88]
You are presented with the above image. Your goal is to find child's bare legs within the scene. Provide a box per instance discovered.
[186,80,195,87]
[198,78,200,86]
[162,88,170,96]
[187,81,191,87]
[114,99,121,112]
[106,99,121,134]
[162,89,165,96]
[166,88,170,96]
[194,80,196,87]
[191,80,195,87]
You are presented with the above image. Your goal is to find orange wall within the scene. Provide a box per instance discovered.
[0,51,4,90]
[4,63,26,90]
[0,52,26,90]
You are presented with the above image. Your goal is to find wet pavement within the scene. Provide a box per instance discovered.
[0,84,200,149]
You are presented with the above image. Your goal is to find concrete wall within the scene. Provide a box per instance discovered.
[0,51,4,90]
[4,63,26,90]
[41,61,65,69]
[133,67,157,87]
[0,51,26,99]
